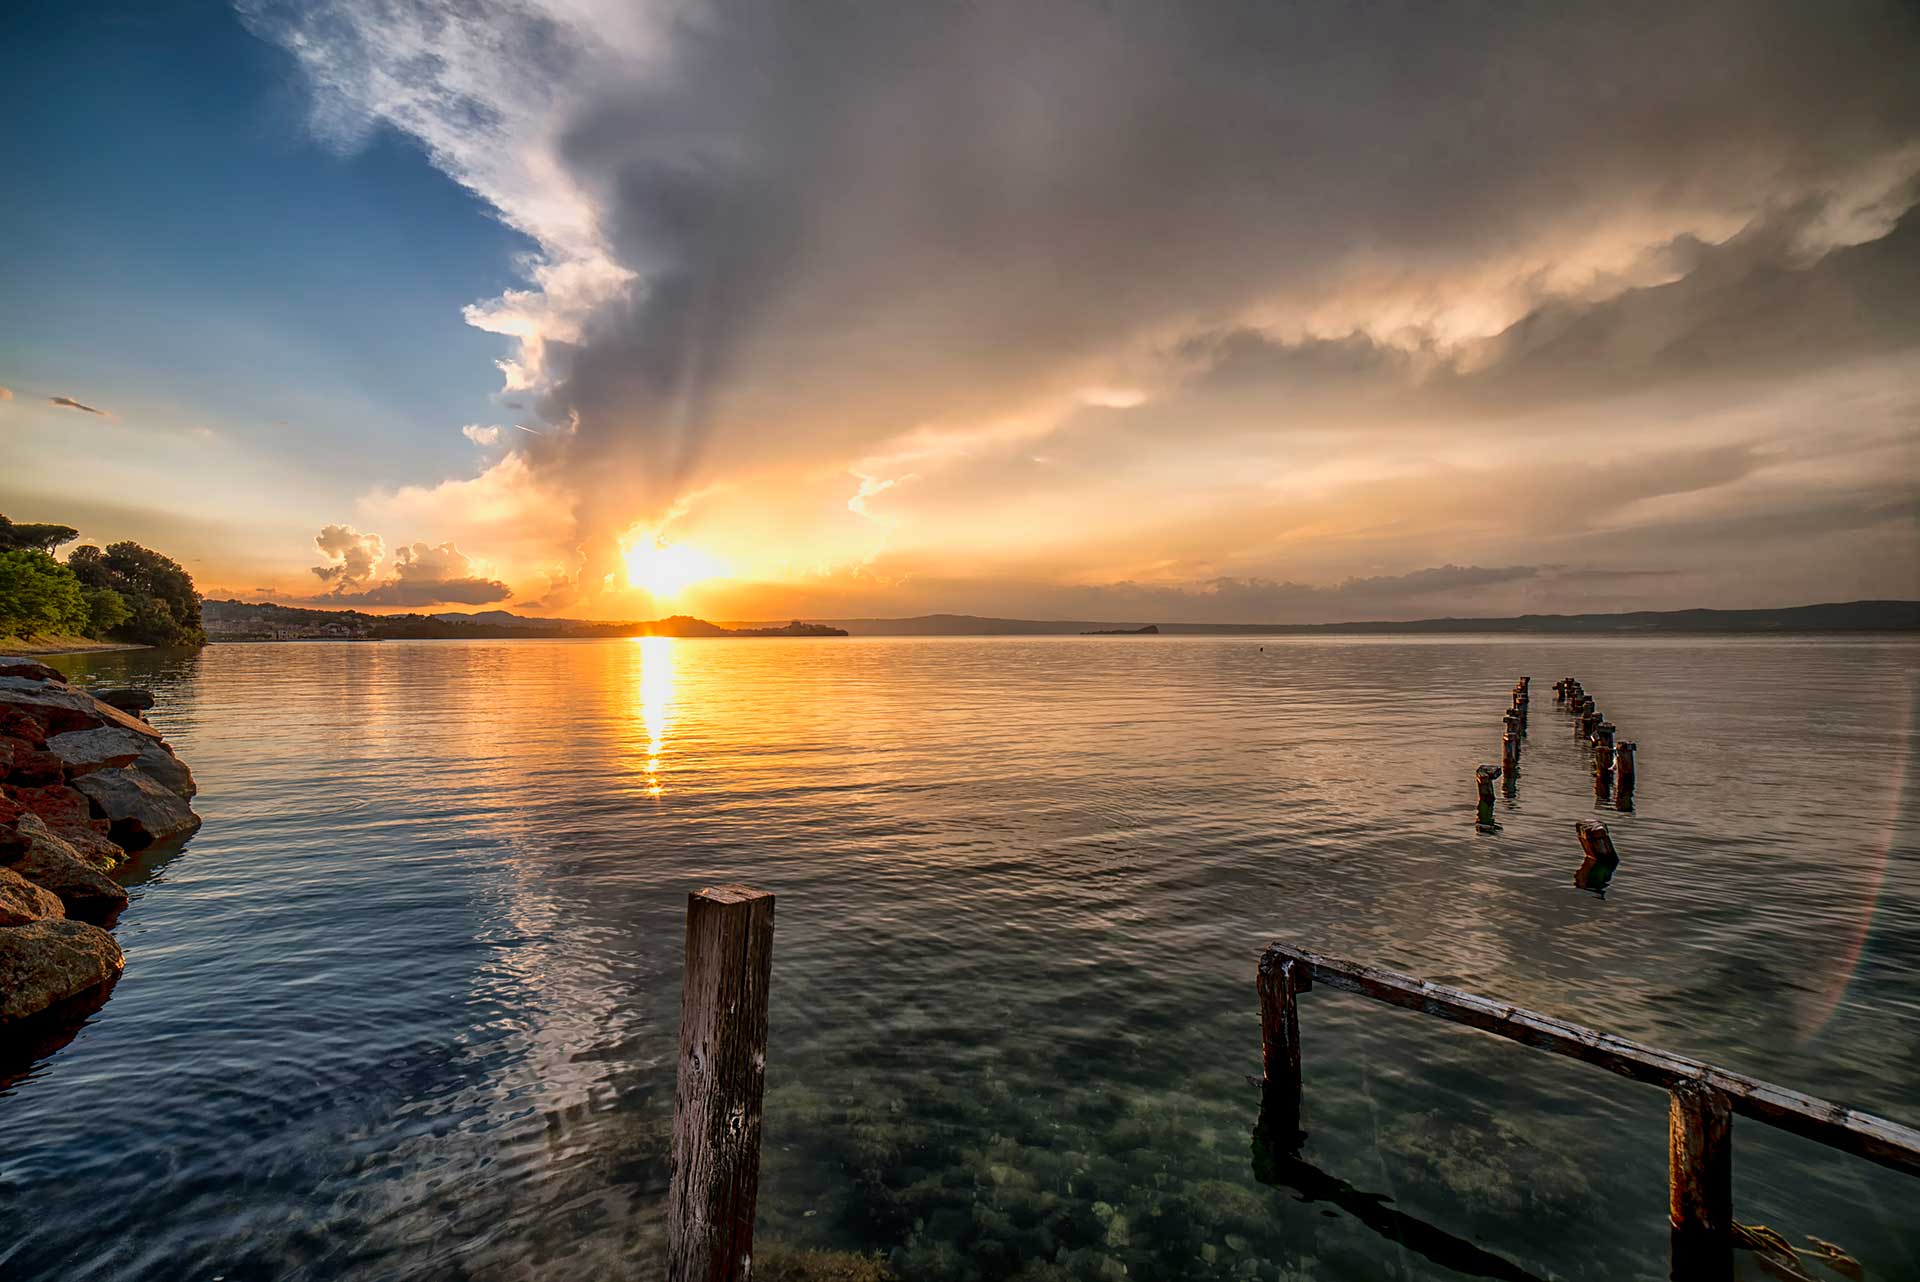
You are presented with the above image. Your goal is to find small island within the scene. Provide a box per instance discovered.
[1081,624,1159,635]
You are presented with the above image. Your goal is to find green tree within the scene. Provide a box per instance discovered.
[0,514,81,553]
[66,542,206,646]
[82,585,131,638]
[0,549,91,637]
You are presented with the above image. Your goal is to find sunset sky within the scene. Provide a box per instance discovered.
[4,0,1917,623]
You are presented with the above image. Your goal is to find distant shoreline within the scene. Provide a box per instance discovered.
[0,635,151,657]
[197,597,1919,642]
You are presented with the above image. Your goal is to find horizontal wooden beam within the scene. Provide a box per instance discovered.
[1263,943,1920,1179]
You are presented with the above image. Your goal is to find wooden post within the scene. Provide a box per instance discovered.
[1592,721,1616,773]
[1669,1079,1733,1271]
[669,885,776,1282]
[1615,741,1636,782]
[1257,952,1304,1148]
[1475,764,1501,806]
[1575,820,1617,863]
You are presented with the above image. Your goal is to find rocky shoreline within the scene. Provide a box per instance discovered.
[1,659,200,1036]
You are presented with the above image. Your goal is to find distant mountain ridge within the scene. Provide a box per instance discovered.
[204,598,1919,641]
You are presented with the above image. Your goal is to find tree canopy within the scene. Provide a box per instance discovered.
[0,515,80,553]
[66,541,206,647]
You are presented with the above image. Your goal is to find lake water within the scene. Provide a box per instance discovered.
[2,636,1916,1281]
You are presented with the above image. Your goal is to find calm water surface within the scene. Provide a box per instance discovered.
[2,637,1916,1281]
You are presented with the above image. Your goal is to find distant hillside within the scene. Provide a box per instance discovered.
[203,601,845,640]
[759,599,1920,635]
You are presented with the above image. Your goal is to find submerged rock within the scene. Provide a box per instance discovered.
[4,816,129,922]
[73,767,201,847]
[0,865,65,927]
[0,918,124,1025]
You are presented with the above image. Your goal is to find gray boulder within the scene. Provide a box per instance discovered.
[0,660,67,683]
[0,918,124,1025]
[0,866,64,927]
[0,677,163,741]
[73,766,201,847]
[46,726,148,776]
[134,742,197,799]
[5,816,129,921]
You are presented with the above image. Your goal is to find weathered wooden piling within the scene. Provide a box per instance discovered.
[669,884,776,1282]
[1475,764,1501,806]
[1592,721,1616,772]
[1256,951,1303,1147]
[1669,1079,1733,1257]
[1613,741,1636,810]
[1574,819,1618,864]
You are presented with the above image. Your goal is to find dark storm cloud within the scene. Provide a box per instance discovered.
[518,0,1920,523]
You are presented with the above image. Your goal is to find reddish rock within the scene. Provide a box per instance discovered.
[0,707,48,747]
[4,816,128,922]
[0,865,65,927]
[4,782,99,830]
[42,822,126,871]
[0,918,123,1026]
[6,747,66,786]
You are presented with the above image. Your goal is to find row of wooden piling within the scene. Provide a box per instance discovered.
[1555,675,1636,806]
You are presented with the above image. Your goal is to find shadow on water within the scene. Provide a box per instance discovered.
[1248,1115,1548,1282]
[0,978,120,1092]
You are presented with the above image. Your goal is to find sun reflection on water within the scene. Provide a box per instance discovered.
[633,635,676,795]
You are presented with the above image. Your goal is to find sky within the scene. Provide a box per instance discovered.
[3,0,1917,623]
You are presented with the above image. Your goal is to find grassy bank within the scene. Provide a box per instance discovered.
[1,634,151,656]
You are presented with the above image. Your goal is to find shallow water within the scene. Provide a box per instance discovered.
[2,636,1916,1281]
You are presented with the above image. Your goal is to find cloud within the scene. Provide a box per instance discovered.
[49,395,105,414]
[301,529,512,606]
[244,0,1920,616]
[462,423,504,446]
[311,523,384,585]
[0,386,12,401]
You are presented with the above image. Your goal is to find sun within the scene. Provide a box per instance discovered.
[623,534,725,601]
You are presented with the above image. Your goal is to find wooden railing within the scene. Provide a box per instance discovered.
[1257,942,1920,1272]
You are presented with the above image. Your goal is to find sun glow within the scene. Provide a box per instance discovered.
[622,533,726,601]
